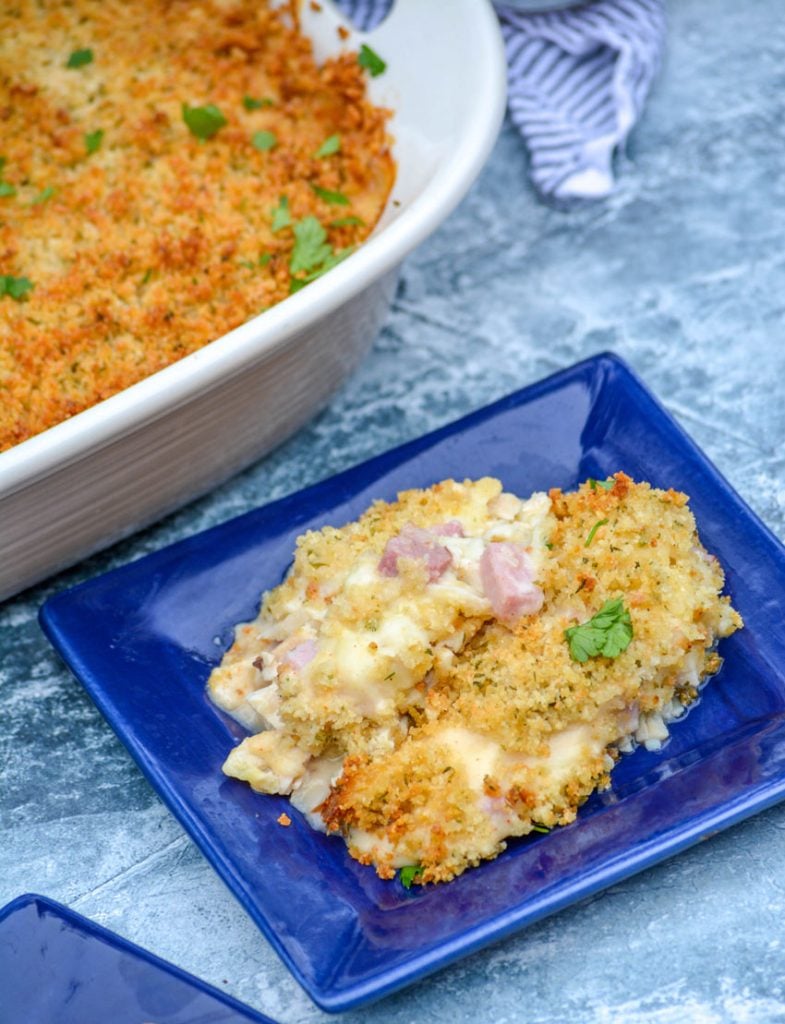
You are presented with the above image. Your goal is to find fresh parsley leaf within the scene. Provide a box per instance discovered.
[270,195,291,233]
[358,43,386,77]
[31,186,56,205]
[182,103,227,141]
[67,48,93,69]
[311,183,349,206]
[289,216,332,275]
[243,95,274,110]
[258,252,271,267]
[0,275,34,301]
[289,244,354,292]
[399,864,424,889]
[330,215,364,227]
[314,133,340,159]
[251,130,277,152]
[585,518,609,547]
[84,128,104,155]
[588,477,615,491]
[565,598,632,663]
[530,823,550,834]
[0,182,16,198]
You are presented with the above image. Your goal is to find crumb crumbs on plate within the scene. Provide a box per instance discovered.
[210,473,742,884]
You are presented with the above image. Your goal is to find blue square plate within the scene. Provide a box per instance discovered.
[40,353,785,1013]
[0,894,277,1024]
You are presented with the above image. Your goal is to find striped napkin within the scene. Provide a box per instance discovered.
[336,0,665,202]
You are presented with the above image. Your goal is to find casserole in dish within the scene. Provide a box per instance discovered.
[0,0,506,600]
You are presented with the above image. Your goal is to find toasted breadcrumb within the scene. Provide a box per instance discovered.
[277,812,292,827]
[210,474,742,884]
[0,0,394,450]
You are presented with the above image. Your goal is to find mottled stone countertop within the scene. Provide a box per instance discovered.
[3,2,785,1021]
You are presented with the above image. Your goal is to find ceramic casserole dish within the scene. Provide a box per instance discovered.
[0,0,506,601]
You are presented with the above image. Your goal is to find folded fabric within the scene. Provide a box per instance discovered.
[335,0,665,202]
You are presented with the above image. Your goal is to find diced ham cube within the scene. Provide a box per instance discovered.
[282,639,318,672]
[378,524,453,582]
[479,542,544,622]
[432,520,465,537]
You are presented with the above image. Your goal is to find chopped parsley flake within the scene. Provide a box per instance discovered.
[84,128,104,155]
[252,130,277,152]
[289,220,353,292]
[530,823,550,834]
[585,518,609,547]
[243,95,274,110]
[358,43,387,77]
[66,48,93,69]
[0,275,34,301]
[588,478,615,491]
[0,182,16,198]
[314,133,340,159]
[270,195,291,233]
[399,864,424,889]
[330,215,364,227]
[182,103,227,140]
[289,216,333,275]
[31,186,56,205]
[258,252,271,267]
[565,598,633,663]
[311,184,349,206]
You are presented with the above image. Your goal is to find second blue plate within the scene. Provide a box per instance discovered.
[40,353,785,1012]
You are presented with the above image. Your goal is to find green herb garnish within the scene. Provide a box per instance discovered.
[84,128,104,155]
[358,43,386,77]
[289,246,353,292]
[330,215,364,227]
[182,103,227,140]
[399,865,424,889]
[242,95,274,111]
[258,252,271,267]
[31,186,56,205]
[252,130,277,152]
[585,518,609,547]
[565,598,633,664]
[0,275,34,301]
[530,823,550,834]
[311,184,349,206]
[270,195,291,233]
[314,133,340,159]
[588,478,615,491]
[289,216,333,275]
[66,48,93,69]
[0,182,16,198]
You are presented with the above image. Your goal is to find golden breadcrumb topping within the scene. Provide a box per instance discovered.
[209,474,742,885]
[0,0,394,450]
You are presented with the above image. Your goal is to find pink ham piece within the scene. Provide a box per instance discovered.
[480,542,544,622]
[431,520,465,537]
[378,524,453,582]
[282,639,318,672]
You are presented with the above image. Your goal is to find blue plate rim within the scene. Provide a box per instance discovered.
[0,893,278,1023]
[38,350,785,1012]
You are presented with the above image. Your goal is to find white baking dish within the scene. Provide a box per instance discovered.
[0,0,506,602]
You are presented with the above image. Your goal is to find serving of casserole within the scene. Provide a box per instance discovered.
[0,0,506,600]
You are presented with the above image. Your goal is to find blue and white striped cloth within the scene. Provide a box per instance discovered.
[335,0,665,202]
